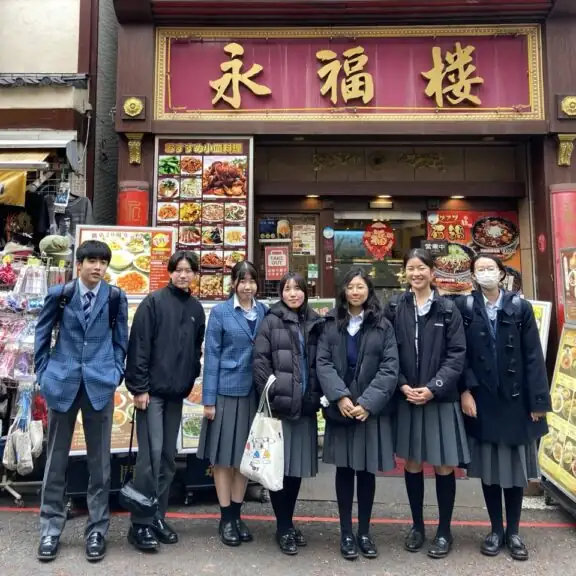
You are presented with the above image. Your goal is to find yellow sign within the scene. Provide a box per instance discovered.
[422,42,484,107]
[209,42,272,109]
[316,46,374,105]
[539,326,576,500]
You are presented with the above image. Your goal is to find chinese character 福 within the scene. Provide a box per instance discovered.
[421,42,484,107]
[316,46,374,105]
[209,43,272,110]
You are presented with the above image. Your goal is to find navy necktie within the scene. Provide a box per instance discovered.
[83,292,94,320]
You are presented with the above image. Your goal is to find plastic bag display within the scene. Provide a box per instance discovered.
[240,376,284,492]
[30,420,43,458]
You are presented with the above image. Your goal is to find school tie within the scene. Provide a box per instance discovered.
[83,291,94,321]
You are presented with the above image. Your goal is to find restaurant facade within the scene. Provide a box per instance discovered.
[112,0,576,356]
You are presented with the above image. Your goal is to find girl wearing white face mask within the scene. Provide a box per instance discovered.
[455,255,550,562]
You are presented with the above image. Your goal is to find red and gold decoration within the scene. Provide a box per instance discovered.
[363,222,395,261]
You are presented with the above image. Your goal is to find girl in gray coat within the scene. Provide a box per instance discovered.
[317,267,399,561]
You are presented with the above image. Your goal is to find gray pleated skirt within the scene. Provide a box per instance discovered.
[323,416,396,474]
[395,400,470,467]
[197,392,257,468]
[467,436,539,489]
[283,415,318,479]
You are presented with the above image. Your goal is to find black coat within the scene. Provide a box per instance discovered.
[253,301,324,420]
[316,309,399,417]
[455,290,551,446]
[384,290,466,403]
[125,283,206,400]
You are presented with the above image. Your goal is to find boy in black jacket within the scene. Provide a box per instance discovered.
[125,251,205,552]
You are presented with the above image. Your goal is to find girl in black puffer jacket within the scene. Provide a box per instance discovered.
[253,272,324,556]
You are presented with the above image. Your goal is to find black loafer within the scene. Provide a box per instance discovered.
[506,534,529,561]
[235,519,253,543]
[404,527,425,552]
[151,518,178,545]
[481,532,504,557]
[289,527,307,547]
[128,525,159,552]
[357,533,378,558]
[37,536,60,562]
[86,532,106,562]
[340,534,358,560]
[276,531,298,555]
[219,520,241,547]
[427,534,453,559]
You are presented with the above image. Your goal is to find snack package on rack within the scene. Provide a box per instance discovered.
[13,263,48,299]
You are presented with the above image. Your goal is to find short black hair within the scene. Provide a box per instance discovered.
[279,272,308,309]
[230,260,259,294]
[76,240,112,263]
[167,250,199,273]
[403,248,435,270]
[470,253,507,281]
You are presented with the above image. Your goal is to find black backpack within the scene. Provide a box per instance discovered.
[57,280,121,329]
[461,293,523,330]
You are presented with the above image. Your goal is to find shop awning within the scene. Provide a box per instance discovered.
[0,130,76,150]
[0,151,50,170]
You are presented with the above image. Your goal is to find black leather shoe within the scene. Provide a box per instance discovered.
[85,532,106,562]
[128,525,159,552]
[37,536,60,562]
[276,531,298,555]
[340,535,358,560]
[151,518,178,545]
[427,534,453,559]
[289,527,307,547]
[235,519,253,543]
[219,520,241,547]
[404,527,425,552]
[506,534,529,561]
[357,533,378,558]
[480,532,504,557]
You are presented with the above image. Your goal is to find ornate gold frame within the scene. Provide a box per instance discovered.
[155,25,545,122]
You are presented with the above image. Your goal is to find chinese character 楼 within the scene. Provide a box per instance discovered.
[422,42,484,107]
[316,46,374,105]
[209,43,272,110]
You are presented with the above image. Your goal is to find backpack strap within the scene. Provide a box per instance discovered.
[511,293,523,330]
[108,285,121,329]
[385,293,402,325]
[461,294,474,328]
[57,280,77,325]
[441,297,454,326]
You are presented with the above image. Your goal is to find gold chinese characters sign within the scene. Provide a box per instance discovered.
[155,26,544,122]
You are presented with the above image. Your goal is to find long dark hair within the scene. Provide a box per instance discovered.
[229,260,259,296]
[336,267,382,329]
[279,272,308,314]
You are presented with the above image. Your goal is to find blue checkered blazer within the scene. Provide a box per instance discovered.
[34,281,129,413]
[202,297,267,406]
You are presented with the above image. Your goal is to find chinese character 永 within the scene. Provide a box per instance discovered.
[209,42,272,110]
[421,42,484,107]
[316,46,374,105]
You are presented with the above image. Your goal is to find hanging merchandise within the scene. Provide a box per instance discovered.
[363,221,395,260]
[0,171,27,207]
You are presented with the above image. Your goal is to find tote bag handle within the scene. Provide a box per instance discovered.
[256,375,276,417]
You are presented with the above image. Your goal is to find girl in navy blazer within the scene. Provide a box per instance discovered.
[197,261,267,547]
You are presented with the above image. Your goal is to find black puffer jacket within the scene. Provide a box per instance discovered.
[316,308,399,417]
[253,301,324,420]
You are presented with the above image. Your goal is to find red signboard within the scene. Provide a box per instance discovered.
[363,222,395,261]
[265,246,289,280]
[156,26,543,122]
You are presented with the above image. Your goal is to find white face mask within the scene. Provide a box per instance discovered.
[475,270,501,289]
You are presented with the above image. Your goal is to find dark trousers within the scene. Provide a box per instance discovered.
[130,395,183,525]
[40,385,113,538]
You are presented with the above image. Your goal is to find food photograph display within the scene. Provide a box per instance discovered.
[539,326,576,499]
[155,138,253,301]
[426,210,522,295]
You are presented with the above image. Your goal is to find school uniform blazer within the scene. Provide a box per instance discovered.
[34,281,129,413]
[202,297,267,406]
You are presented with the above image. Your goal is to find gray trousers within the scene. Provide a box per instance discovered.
[130,395,183,525]
[40,385,113,538]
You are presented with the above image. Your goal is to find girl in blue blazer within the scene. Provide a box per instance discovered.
[197,261,267,547]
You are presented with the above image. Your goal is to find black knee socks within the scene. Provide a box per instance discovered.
[357,470,376,535]
[481,482,504,536]
[336,467,376,536]
[404,470,425,532]
[504,486,523,536]
[269,475,302,535]
[436,472,456,538]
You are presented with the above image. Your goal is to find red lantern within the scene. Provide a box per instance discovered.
[117,180,150,226]
[363,222,395,260]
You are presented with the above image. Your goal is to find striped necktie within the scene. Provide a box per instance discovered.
[83,291,94,320]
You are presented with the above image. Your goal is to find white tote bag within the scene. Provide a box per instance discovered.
[240,375,284,492]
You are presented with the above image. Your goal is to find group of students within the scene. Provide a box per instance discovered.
[32,241,550,564]
[193,248,551,562]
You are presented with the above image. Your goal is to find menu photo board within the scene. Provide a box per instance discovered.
[75,225,176,298]
[527,300,552,358]
[560,248,576,325]
[426,211,522,295]
[539,326,576,502]
[154,137,253,301]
